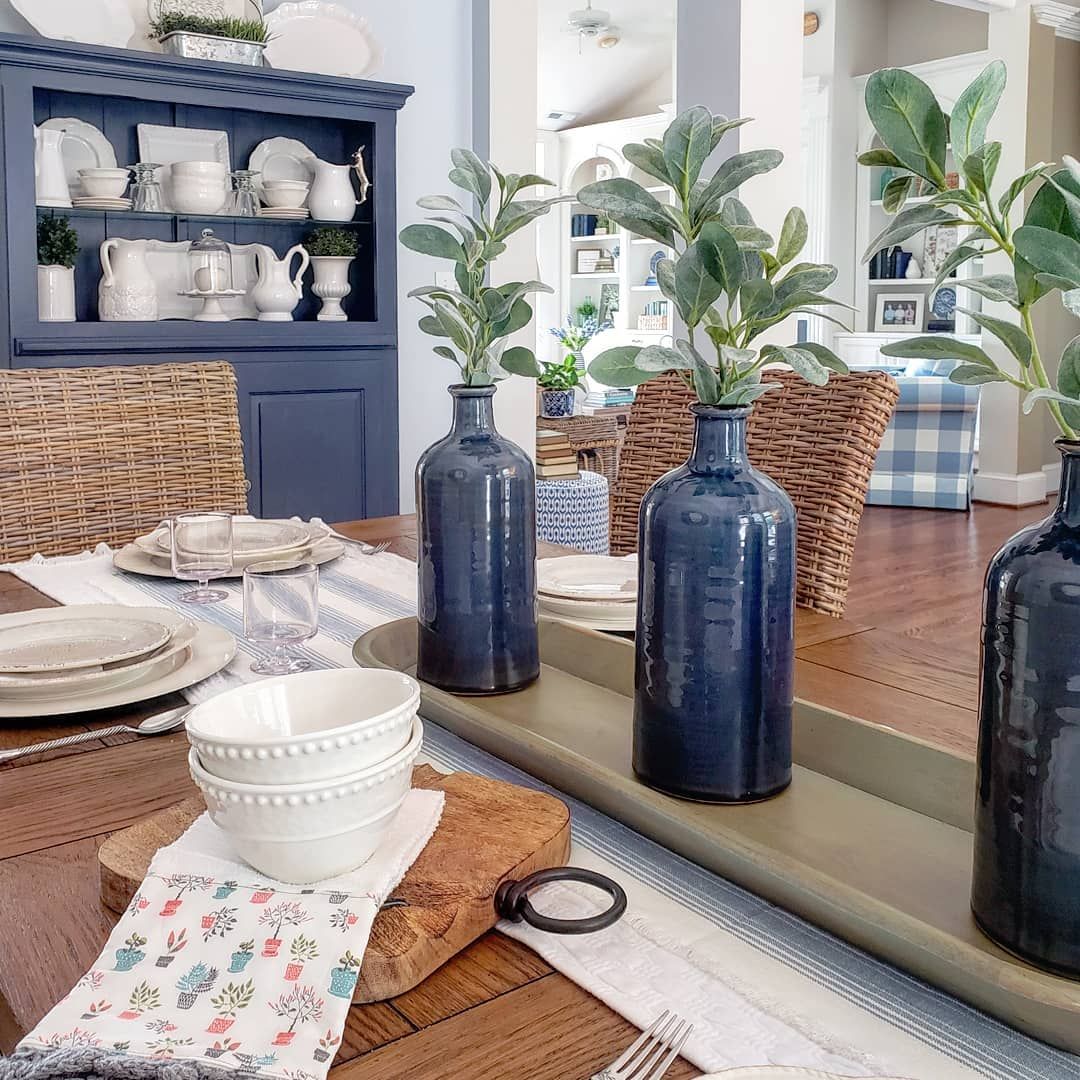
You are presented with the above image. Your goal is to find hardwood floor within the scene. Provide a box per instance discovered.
[845,500,1051,654]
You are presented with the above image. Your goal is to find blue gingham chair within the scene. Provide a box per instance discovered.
[866,361,979,511]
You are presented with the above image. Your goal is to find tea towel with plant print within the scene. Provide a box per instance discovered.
[2,790,444,1080]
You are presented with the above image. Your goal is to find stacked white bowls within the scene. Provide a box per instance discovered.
[185,668,422,883]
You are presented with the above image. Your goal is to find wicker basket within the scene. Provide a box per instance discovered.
[610,370,899,617]
[537,414,622,484]
[0,362,249,563]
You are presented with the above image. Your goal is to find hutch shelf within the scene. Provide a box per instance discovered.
[1,34,413,521]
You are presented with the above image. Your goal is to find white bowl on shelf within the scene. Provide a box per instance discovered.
[78,168,130,198]
[261,181,310,209]
[185,666,420,783]
[171,160,229,178]
[188,715,423,883]
[171,176,227,215]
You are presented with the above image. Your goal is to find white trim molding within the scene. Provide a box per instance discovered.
[974,470,1052,506]
[932,0,1015,10]
[1033,1,1080,41]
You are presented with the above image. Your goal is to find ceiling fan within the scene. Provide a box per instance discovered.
[564,1,621,51]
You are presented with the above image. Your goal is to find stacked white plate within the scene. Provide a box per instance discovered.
[537,555,638,632]
[186,668,423,883]
[257,207,310,220]
[72,195,132,211]
[114,518,345,579]
[0,604,235,718]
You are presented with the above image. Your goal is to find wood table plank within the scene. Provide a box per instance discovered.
[336,975,698,1080]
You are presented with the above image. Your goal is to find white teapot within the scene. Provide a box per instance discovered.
[306,147,371,222]
[99,238,158,321]
[250,243,310,322]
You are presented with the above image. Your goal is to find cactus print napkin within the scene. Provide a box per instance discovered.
[8,789,444,1080]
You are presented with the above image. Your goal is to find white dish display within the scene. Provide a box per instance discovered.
[257,208,310,220]
[0,620,236,719]
[72,197,133,210]
[78,168,130,198]
[40,118,118,197]
[189,716,422,882]
[248,137,316,197]
[12,0,135,48]
[263,2,383,80]
[114,536,345,578]
[186,667,421,784]
[136,124,231,212]
[537,555,638,602]
[0,614,171,673]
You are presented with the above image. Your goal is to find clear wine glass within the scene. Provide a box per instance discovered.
[243,561,319,676]
[170,511,233,604]
[129,162,164,213]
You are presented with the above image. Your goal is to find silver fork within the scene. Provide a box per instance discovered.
[591,1011,693,1080]
[328,529,391,556]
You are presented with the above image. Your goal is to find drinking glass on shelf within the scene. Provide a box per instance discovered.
[243,561,319,676]
[130,162,164,213]
[170,511,233,604]
[226,169,260,217]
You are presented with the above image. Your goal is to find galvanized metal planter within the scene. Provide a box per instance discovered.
[159,31,266,66]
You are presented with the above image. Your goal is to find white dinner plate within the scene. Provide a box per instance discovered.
[0,620,236,719]
[0,618,197,700]
[538,598,636,632]
[248,137,316,198]
[40,118,118,197]
[114,537,346,579]
[538,555,638,602]
[701,1071,913,1079]
[256,208,310,219]
[136,124,231,212]
[0,613,172,673]
[13,0,134,47]
[263,1,383,79]
[145,518,321,558]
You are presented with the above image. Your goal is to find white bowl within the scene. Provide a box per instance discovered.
[171,178,227,215]
[171,160,228,177]
[186,667,420,783]
[78,168,130,198]
[188,716,423,883]
[261,185,310,209]
[262,179,310,190]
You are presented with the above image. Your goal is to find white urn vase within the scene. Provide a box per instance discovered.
[37,264,75,322]
[310,256,353,321]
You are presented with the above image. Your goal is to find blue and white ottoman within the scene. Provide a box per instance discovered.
[536,470,610,554]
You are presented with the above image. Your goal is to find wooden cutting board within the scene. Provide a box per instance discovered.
[98,765,571,1001]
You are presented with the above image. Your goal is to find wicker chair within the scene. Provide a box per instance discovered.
[610,369,899,617]
[536,413,623,483]
[0,361,249,563]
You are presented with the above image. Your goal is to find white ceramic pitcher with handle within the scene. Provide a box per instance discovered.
[251,243,310,322]
[99,238,158,321]
[34,126,71,208]
[306,147,371,221]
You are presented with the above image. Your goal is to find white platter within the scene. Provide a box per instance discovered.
[40,119,118,198]
[538,555,637,602]
[0,620,197,700]
[0,620,236,719]
[0,614,171,674]
[13,0,135,47]
[248,137,315,198]
[263,2,383,79]
[136,124,231,212]
[114,537,345,579]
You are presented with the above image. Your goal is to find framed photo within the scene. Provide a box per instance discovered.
[576,248,602,274]
[598,282,619,325]
[875,292,924,332]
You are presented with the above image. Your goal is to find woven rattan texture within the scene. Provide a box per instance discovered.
[0,362,249,562]
[539,414,622,482]
[609,370,899,616]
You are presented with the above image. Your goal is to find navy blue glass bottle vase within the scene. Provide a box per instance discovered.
[415,385,540,695]
[972,440,1080,977]
[634,404,796,802]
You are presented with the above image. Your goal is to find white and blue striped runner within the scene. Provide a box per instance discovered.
[5,545,1078,1079]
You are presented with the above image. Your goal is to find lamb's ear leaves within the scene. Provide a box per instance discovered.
[950,60,1007,165]
[1055,335,1080,430]
[761,344,829,386]
[798,341,848,374]
[1015,226,1080,291]
[577,179,677,247]
[500,346,544,378]
[951,365,1009,385]
[864,67,948,185]
[622,142,672,187]
[776,207,808,266]
[956,307,1031,367]
[449,148,491,206]
[662,105,714,197]
[588,346,655,388]
[880,334,997,368]
[400,224,465,262]
[862,205,959,262]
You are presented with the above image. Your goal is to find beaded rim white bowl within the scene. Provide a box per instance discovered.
[185,667,420,784]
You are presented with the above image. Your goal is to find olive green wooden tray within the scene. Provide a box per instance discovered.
[354,617,1080,1054]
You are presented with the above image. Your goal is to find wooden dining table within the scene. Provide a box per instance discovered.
[0,514,982,1079]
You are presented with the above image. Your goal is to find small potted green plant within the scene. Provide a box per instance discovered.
[537,353,581,417]
[37,215,78,323]
[305,227,359,321]
[148,13,270,66]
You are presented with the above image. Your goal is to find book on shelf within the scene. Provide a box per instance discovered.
[536,452,577,466]
[537,462,580,479]
[584,389,635,407]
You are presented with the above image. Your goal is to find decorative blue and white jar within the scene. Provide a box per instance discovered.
[634,404,796,802]
[415,385,539,695]
[540,388,575,418]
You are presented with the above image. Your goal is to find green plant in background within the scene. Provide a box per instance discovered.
[305,227,359,259]
[37,216,78,268]
[148,13,271,43]
[538,353,582,391]
[861,61,1080,438]
[399,150,569,385]
[579,106,849,403]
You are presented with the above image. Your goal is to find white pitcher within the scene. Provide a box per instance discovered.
[306,147,371,222]
[251,243,310,321]
[99,238,158,321]
[34,126,71,208]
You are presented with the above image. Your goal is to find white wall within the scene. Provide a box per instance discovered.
[0,4,32,33]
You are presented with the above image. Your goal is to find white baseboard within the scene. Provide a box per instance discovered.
[1044,460,1062,495]
[973,470,1050,506]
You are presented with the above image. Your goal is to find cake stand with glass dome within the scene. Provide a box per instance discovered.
[181,228,245,321]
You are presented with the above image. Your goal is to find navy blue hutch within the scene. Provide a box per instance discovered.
[0,34,413,521]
